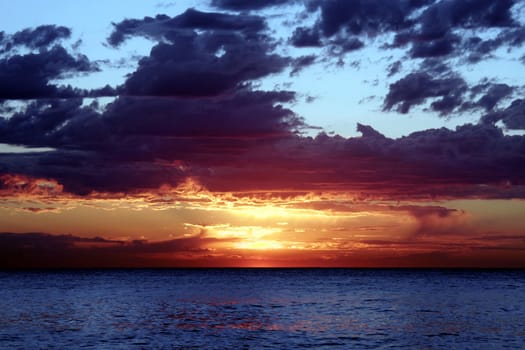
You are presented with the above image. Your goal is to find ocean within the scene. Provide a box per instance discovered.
[0,269,523,349]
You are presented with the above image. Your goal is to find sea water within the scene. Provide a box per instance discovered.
[0,269,523,349]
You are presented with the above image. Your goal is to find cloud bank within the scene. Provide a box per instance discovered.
[0,1,524,201]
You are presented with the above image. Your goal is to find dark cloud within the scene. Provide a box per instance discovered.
[308,0,429,38]
[295,0,431,54]
[0,27,107,100]
[1,118,525,199]
[417,0,516,39]
[481,98,525,129]
[410,33,460,58]
[383,72,468,114]
[419,58,453,76]
[0,25,71,53]
[0,89,300,194]
[0,98,93,148]
[107,10,289,98]
[123,33,288,97]
[465,27,525,62]
[394,0,518,59]
[463,36,500,63]
[390,67,514,118]
[387,60,402,77]
[290,26,322,47]
[0,151,189,196]
[210,0,293,11]
[10,25,71,50]
[468,83,514,111]
[0,45,97,100]
[108,9,266,47]
[6,231,523,268]
[328,36,364,54]
[107,15,166,47]
[1,4,524,201]
[189,122,525,200]
[0,232,229,268]
[290,55,316,75]
[375,249,525,268]
[292,0,523,92]
[102,91,299,140]
[167,8,265,31]
[0,8,307,195]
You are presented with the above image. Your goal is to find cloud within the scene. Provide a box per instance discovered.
[375,249,525,268]
[393,0,518,59]
[1,4,524,201]
[3,227,523,268]
[387,60,402,77]
[181,122,525,200]
[0,9,305,194]
[123,35,288,97]
[106,10,294,98]
[464,27,525,63]
[0,232,231,268]
[416,0,516,36]
[0,45,97,100]
[403,205,468,238]
[308,0,428,38]
[383,67,516,116]
[383,72,467,114]
[10,25,71,50]
[210,0,293,11]
[291,0,524,111]
[0,174,64,196]
[0,25,71,52]
[290,55,316,75]
[410,32,460,58]
[0,26,114,100]
[290,26,322,47]
[0,98,97,147]
[481,98,525,129]
[292,0,431,54]
[2,116,525,199]
[107,9,266,47]
[327,37,364,55]
[467,82,514,111]
[0,89,301,194]
[13,90,298,147]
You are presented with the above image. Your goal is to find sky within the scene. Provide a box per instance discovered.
[1,0,525,268]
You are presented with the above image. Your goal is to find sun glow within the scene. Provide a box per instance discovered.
[234,240,285,250]
[204,225,282,240]
[2,175,493,264]
[201,225,289,251]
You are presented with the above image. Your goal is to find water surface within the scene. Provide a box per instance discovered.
[0,269,524,349]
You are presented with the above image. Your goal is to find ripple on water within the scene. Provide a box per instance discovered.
[0,269,524,349]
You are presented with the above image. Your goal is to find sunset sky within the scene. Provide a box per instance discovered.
[1,0,525,268]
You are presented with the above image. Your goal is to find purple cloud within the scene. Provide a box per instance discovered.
[383,72,467,114]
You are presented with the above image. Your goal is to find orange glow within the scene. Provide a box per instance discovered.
[234,240,285,250]
[1,175,525,267]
